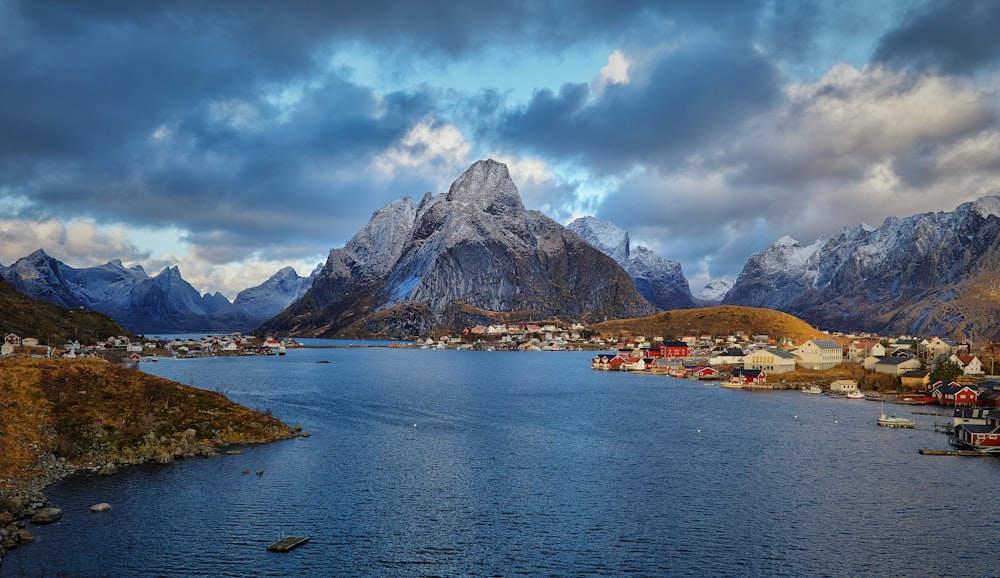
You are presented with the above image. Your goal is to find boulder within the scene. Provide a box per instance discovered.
[30,507,63,525]
[90,503,111,513]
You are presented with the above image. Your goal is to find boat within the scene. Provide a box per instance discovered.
[846,391,865,400]
[801,384,822,394]
[878,409,915,428]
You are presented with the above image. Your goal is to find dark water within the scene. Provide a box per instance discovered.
[5,346,1000,577]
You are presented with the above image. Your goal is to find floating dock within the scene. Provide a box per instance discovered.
[918,449,988,457]
[267,536,310,552]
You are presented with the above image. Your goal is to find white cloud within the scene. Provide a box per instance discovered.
[593,49,632,93]
[373,119,472,190]
[0,218,149,268]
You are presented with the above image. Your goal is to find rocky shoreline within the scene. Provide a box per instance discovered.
[0,424,307,564]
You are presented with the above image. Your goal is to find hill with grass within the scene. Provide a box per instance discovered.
[590,305,831,344]
[0,276,128,345]
[0,357,300,557]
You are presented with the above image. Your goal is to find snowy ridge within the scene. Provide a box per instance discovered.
[0,249,318,333]
[567,217,695,310]
[725,195,1000,337]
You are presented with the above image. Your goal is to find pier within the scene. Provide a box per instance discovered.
[267,536,310,552]
[918,449,989,457]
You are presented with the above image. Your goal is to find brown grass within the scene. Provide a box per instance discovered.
[0,357,294,485]
[590,305,834,344]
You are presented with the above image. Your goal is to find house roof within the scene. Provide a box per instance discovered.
[901,370,929,378]
[876,357,915,366]
[807,339,842,349]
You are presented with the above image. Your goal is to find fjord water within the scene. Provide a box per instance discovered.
[6,346,1000,577]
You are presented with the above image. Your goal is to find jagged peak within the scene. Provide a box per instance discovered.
[444,159,524,216]
[969,195,1000,218]
[772,235,800,248]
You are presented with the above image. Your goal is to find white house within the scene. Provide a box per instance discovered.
[848,340,885,362]
[744,348,797,374]
[795,339,844,370]
[830,379,858,393]
[952,354,985,376]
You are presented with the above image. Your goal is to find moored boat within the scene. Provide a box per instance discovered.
[801,384,822,394]
[878,412,915,428]
[846,391,865,400]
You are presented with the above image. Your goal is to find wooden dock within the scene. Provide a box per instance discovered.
[918,449,988,457]
[267,535,310,552]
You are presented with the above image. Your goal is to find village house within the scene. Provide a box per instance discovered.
[930,382,979,406]
[954,411,1000,453]
[900,370,931,390]
[794,339,844,370]
[848,340,885,362]
[744,348,797,374]
[923,337,963,359]
[730,368,767,385]
[874,356,922,376]
[829,379,858,394]
[4,333,22,347]
[708,347,746,367]
[654,340,691,359]
[951,354,985,376]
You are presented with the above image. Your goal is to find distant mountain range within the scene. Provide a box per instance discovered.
[4,160,999,341]
[259,159,656,338]
[723,196,1000,341]
[0,250,317,334]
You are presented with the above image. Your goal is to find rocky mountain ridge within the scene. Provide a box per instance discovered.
[724,196,1000,340]
[260,159,657,338]
[567,216,696,310]
[0,250,316,334]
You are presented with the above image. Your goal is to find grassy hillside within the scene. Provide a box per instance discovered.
[590,305,832,344]
[0,357,297,484]
[0,277,128,345]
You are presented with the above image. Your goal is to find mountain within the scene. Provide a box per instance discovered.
[0,250,316,334]
[724,196,1000,341]
[260,159,657,338]
[0,275,128,344]
[694,279,733,303]
[567,216,696,310]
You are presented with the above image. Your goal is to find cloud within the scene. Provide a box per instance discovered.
[0,219,149,268]
[873,0,1000,75]
[593,50,632,94]
[495,38,782,174]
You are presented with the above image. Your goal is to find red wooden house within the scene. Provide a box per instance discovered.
[730,368,767,385]
[930,382,979,406]
[654,340,690,359]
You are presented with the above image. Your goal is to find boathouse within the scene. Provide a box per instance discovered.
[730,368,766,385]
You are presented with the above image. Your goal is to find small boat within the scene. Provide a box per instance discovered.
[846,391,865,400]
[878,412,915,428]
[801,384,822,394]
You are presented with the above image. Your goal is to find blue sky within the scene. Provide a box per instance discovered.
[2,0,1000,298]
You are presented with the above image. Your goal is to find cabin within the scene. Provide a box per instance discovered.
[690,366,719,380]
[730,368,767,385]
[743,348,797,374]
[900,370,931,390]
[794,339,844,370]
[653,341,690,359]
[930,382,979,406]
[953,408,991,428]
[954,413,1000,453]
[830,380,858,394]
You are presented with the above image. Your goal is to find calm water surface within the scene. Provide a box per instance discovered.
[5,345,999,577]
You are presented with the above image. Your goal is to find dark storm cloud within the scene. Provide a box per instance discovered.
[494,40,783,174]
[873,0,1000,74]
